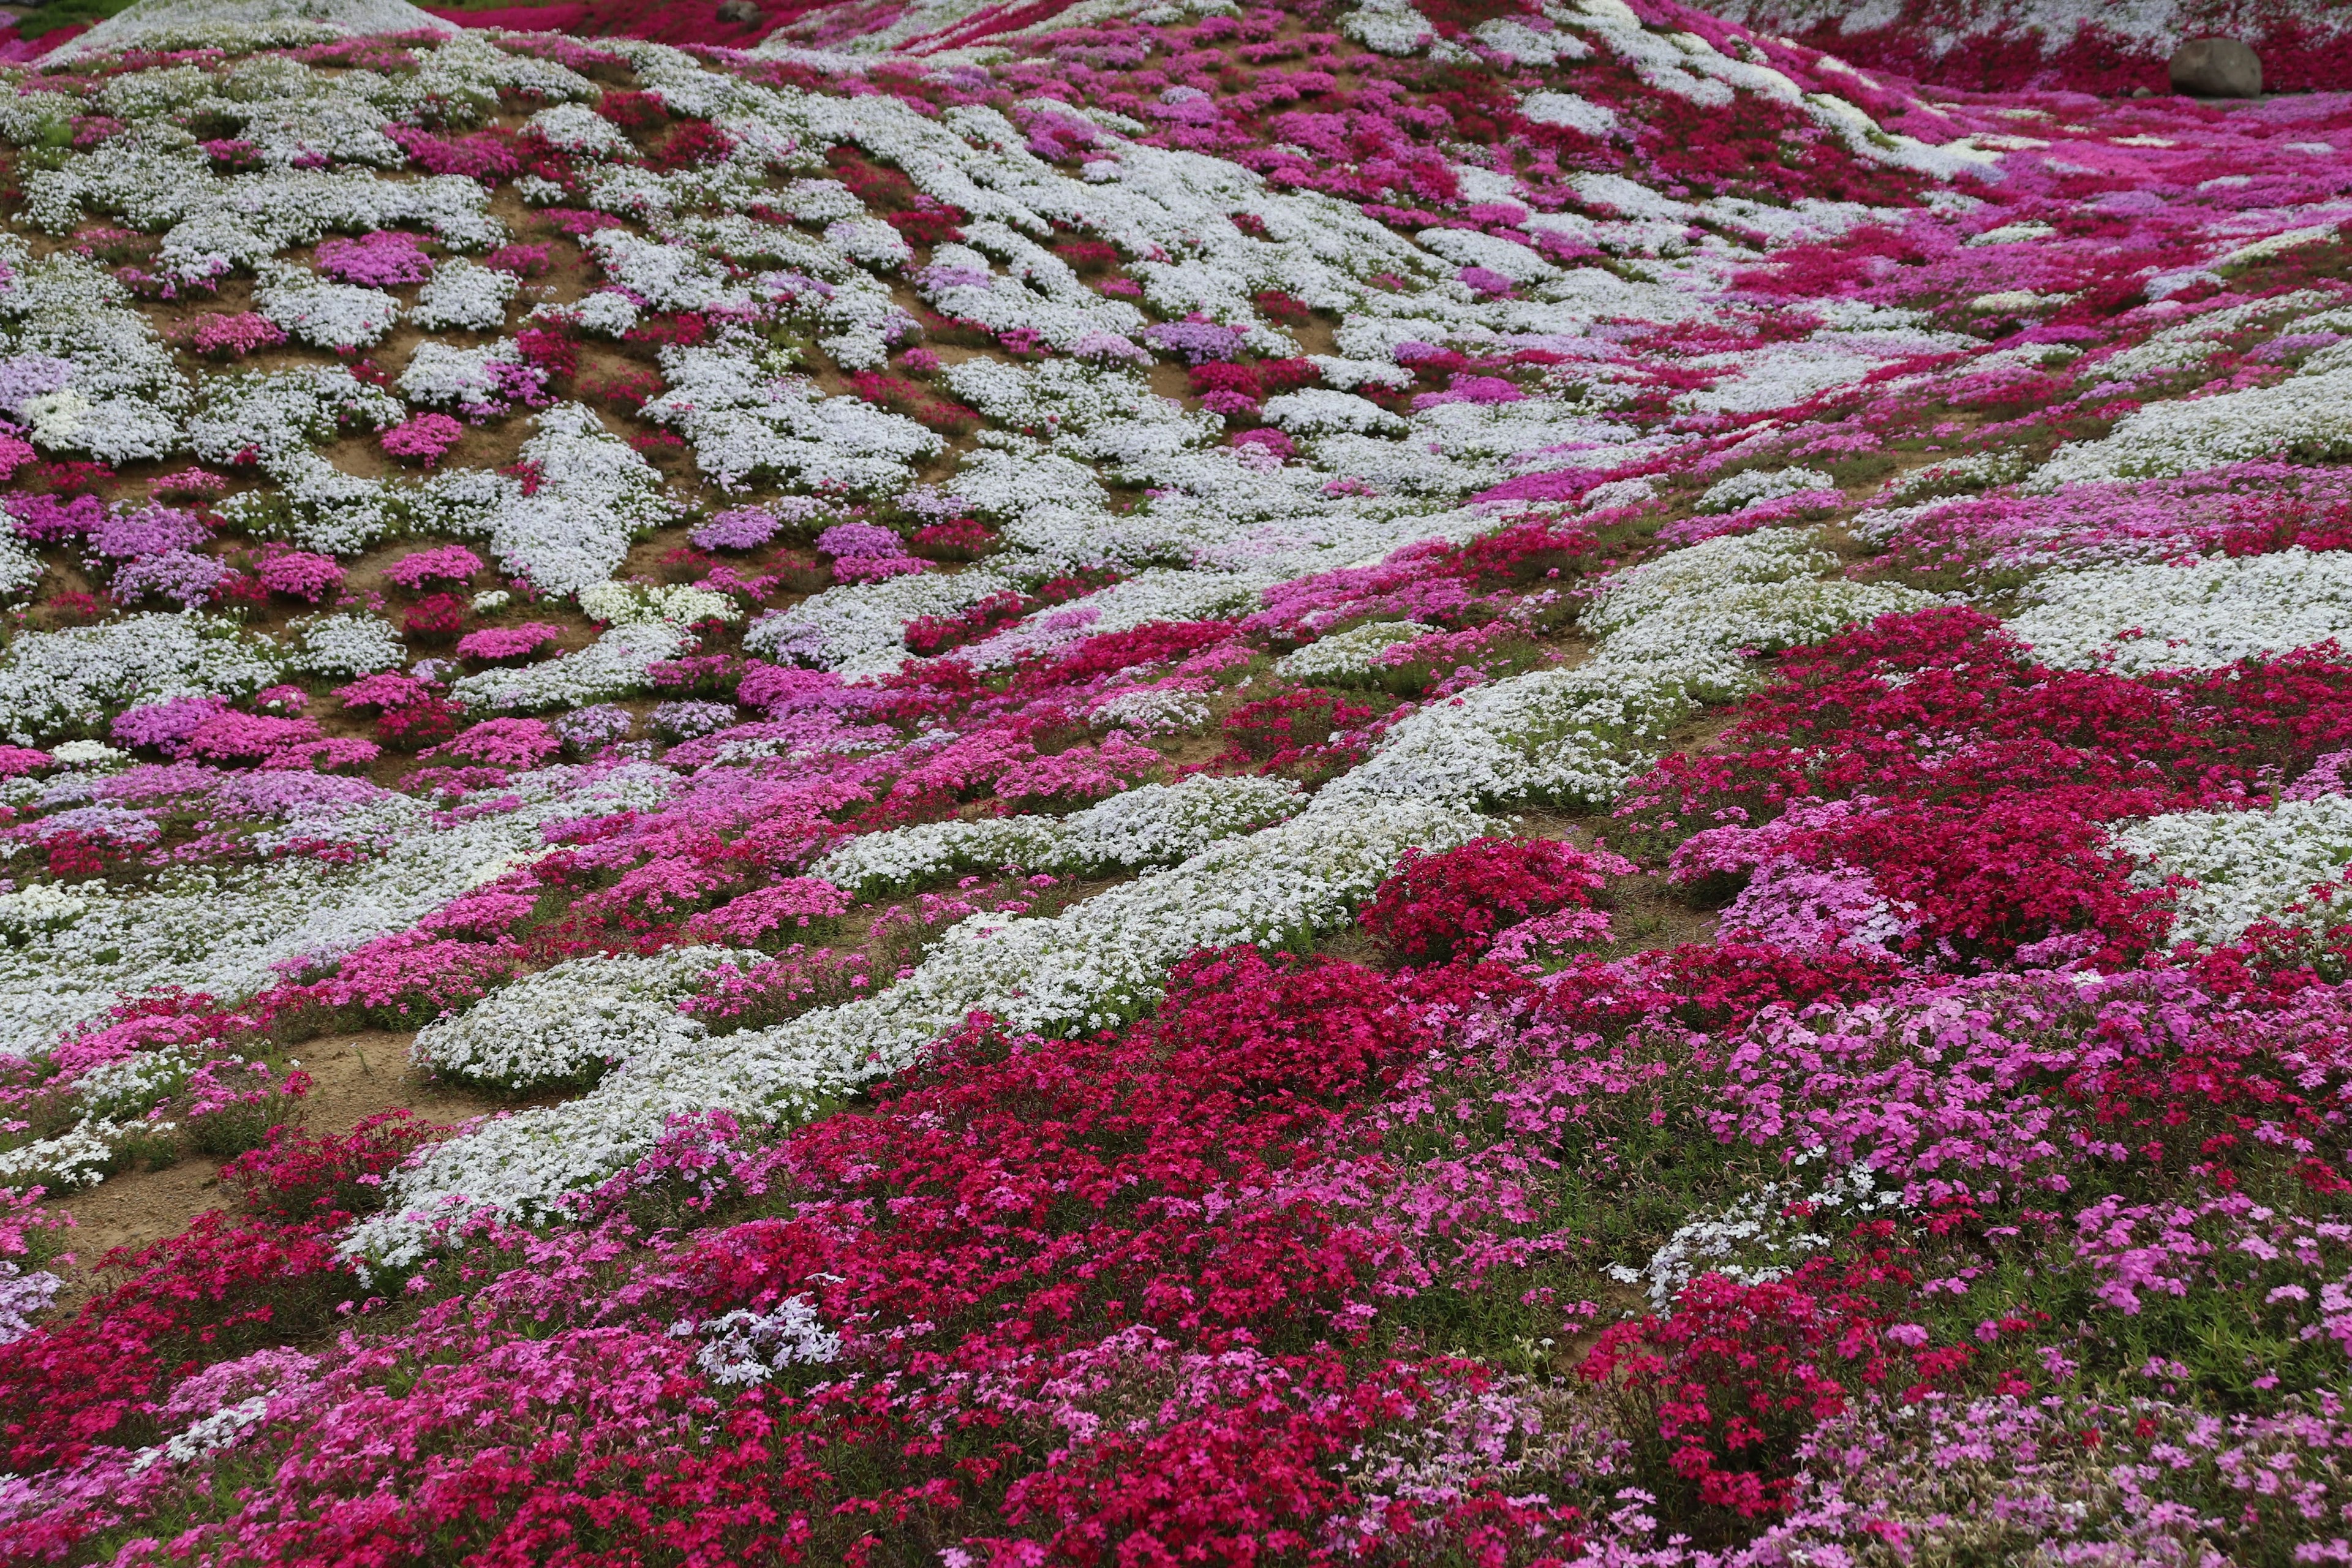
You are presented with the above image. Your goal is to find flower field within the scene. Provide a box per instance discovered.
[0,0,2350,1558]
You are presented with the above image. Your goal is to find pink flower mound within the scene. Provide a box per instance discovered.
[380,413,464,469]
[0,745,47,778]
[428,717,560,769]
[455,624,563,662]
[383,545,485,590]
[734,663,850,711]
[0,434,34,482]
[689,878,852,943]
[4,493,102,543]
[312,231,434,287]
[331,671,433,711]
[1411,374,1525,410]
[831,553,925,584]
[1360,836,1630,964]
[184,312,285,360]
[255,550,344,602]
[995,731,1161,807]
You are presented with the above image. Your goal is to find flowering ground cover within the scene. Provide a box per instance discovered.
[1,0,2351,1559]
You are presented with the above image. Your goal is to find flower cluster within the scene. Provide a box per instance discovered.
[1,1,2350,1560]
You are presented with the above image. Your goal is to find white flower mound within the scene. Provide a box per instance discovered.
[1580,526,1937,679]
[44,0,452,58]
[813,775,1306,896]
[449,620,692,712]
[0,766,676,1057]
[2116,795,2352,946]
[1275,621,1438,681]
[414,946,744,1091]
[1519,90,1619,138]
[1696,466,1837,514]
[2032,363,2352,484]
[0,612,282,744]
[2008,549,2352,674]
[480,404,676,600]
[347,796,1485,1265]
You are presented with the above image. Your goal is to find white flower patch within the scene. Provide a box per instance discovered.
[254,263,401,351]
[0,242,187,462]
[0,612,283,745]
[525,101,634,159]
[2007,549,2352,675]
[45,0,453,59]
[1327,660,1704,810]
[413,946,741,1091]
[477,404,676,599]
[2116,796,2352,947]
[916,228,1148,352]
[638,346,941,493]
[1869,450,2029,507]
[1339,0,1436,56]
[1580,527,1937,680]
[583,230,751,315]
[189,366,405,467]
[0,534,43,600]
[956,568,1272,669]
[748,570,1017,676]
[826,217,913,270]
[1089,686,1212,734]
[557,292,642,339]
[0,883,93,941]
[1518,89,1618,138]
[578,582,741,628]
[283,612,405,677]
[410,260,518,333]
[1275,620,1437,681]
[1621,1157,1910,1310]
[2033,364,2352,484]
[814,774,1305,895]
[398,339,526,416]
[350,795,1485,1261]
[448,620,692,712]
[0,765,675,1055]
[679,1297,840,1384]
[0,1122,127,1192]
[1696,466,1838,514]
[1262,390,1409,437]
[1416,227,1557,285]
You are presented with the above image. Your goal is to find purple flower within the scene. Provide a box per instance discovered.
[0,353,72,418]
[90,503,208,560]
[694,507,790,552]
[113,696,231,750]
[111,549,230,608]
[815,523,905,559]
[1144,320,1250,364]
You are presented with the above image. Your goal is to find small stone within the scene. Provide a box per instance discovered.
[2169,37,2262,99]
[717,0,762,20]
[2130,86,2154,98]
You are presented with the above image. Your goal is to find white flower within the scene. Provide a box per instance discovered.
[2007,548,2352,674]
[0,612,283,745]
[410,260,518,333]
[254,262,401,350]
[414,946,739,1090]
[2116,795,2352,946]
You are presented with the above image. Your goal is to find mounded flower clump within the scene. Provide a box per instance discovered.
[1,0,2351,1560]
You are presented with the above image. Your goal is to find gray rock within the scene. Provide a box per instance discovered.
[717,0,762,20]
[2170,37,2262,99]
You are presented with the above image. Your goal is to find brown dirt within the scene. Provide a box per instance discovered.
[32,1039,503,1317]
